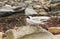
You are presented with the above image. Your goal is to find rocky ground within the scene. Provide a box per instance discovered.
[0,0,60,39]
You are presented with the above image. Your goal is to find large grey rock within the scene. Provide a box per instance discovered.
[25,7,37,15]
[6,26,60,39]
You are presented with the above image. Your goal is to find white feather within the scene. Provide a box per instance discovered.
[26,16,50,25]
[26,18,45,25]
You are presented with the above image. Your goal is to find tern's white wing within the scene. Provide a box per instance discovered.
[26,18,45,24]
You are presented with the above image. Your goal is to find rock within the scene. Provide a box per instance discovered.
[39,12,48,15]
[6,29,16,39]
[6,26,60,39]
[33,5,42,9]
[55,34,60,39]
[25,7,37,15]
[51,1,60,15]
[0,32,3,39]
[38,9,48,15]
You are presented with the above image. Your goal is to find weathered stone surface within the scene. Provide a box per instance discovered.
[6,26,60,39]
[0,32,3,39]
[51,1,60,15]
